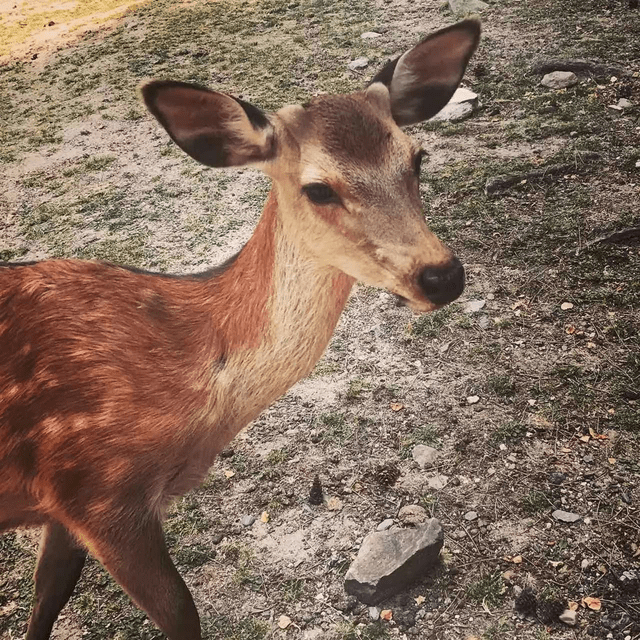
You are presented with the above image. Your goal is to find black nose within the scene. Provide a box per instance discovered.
[418,257,465,305]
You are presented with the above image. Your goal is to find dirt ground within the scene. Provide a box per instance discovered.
[1,0,639,639]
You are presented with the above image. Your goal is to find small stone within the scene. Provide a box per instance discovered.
[278,615,292,629]
[427,474,449,490]
[621,492,632,505]
[549,472,567,485]
[399,504,428,525]
[552,509,581,523]
[348,57,369,71]
[377,518,394,531]
[450,87,478,103]
[412,444,439,468]
[463,299,486,313]
[212,533,225,544]
[369,607,380,620]
[560,302,574,310]
[464,511,478,521]
[361,31,382,39]
[466,395,480,405]
[431,101,474,122]
[581,558,593,570]
[241,515,256,527]
[583,454,594,464]
[541,71,579,89]
[617,98,633,109]
[559,609,577,626]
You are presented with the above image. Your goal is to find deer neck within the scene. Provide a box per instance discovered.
[203,188,355,431]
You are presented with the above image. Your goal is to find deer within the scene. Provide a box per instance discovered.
[0,19,480,640]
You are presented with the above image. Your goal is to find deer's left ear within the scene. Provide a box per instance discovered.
[369,20,481,127]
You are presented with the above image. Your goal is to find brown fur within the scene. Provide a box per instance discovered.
[0,20,479,640]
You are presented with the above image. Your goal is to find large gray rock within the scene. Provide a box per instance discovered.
[344,519,443,605]
[431,101,474,123]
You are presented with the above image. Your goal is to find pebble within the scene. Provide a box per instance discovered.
[617,98,633,109]
[541,71,579,89]
[549,472,567,485]
[412,444,439,468]
[369,607,380,621]
[466,395,480,405]
[463,299,486,313]
[621,492,632,505]
[559,609,577,626]
[241,515,256,527]
[583,454,594,464]
[464,511,478,521]
[348,57,369,71]
[361,31,381,39]
[427,474,449,490]
[431,101,474,122]
[560,302,574,310]
[552,509,581,523]
[377,518,394,531]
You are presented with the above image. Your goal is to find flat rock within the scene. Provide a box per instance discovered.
[377,518,394,531]
[412,444,439,468]
[464,511,478,521]
[241,514,256,527]
[541,71,579,89]
[449,0,489,14]
[348,57,369,71]
[618,98,633,109]
[398,504,428,525]
[552,509,581,523]
[361,31,381,39]
[450,87,478,103]
[344,519,444,605]
[559,609,577,626]
[463,298,486,313]
[427,474,449,490]
[431,101,474,122]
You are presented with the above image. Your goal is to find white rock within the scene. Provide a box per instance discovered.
[412,444,440,468]
[369,607,380,620]
[552,509,581,523]
[463,299,486,313]
[559,609,577,626]
[431,101,474,122]
[560,302,574,310]
[464,511,478,521]
[427,474,449,490]
[541,71,579,89]
[361,31,381,39]
[377,518,394,531]
[278,615,292,629]
[348,57,369,71]
[466,395,480,405]
[451,87,478,103]
[617,98,633,109]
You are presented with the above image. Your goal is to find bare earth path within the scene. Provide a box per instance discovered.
[1,1,639,639]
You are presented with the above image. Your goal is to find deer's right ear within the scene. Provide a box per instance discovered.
[142,81,275,168]
[369,20,481,127]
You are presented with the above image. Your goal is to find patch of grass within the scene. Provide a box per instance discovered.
[75,235,151,267]
[345,377,371,401]
[164,495,212,544]
[401,424,441,458]
[482,618,512,640]
[266,448,289,465]
[281,578,306,602]
[0,247,28,262]
[491,421,527,443]
[467,571,506,608]
[339,622,391,640]
[173,542,216,569]
[407,304,457,337]
[486,374,517,399]
[521,490,552,515]
[317,412,352,444]
[203,615,269,640]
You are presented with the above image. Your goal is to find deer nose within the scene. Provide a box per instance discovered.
[418,257,465,305]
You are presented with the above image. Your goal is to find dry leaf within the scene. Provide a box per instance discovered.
[380,609,393,621]
[278,615,292,629]
[415,596,426,605]
[582,597,601,611]
[566,325,576,334]
[390,402,404,411]
[608,457,616,465]
[569,601,579,611]
[589,427,608,440]
[561,447,572,453]
[327,497,343,511]
[224,469,235,478]
[505,555,523,564]
[579,435,590,443]
[528,414,553,429]
[260,511,270,523]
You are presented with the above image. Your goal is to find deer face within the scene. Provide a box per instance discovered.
[142,20,480,313]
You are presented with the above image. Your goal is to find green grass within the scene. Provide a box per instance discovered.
[467,571,506,608]
[407,305,457,337]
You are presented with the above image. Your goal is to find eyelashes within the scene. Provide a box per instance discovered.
[302,183,341,205]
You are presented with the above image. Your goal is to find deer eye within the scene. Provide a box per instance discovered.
[302,183,340,205]
[413,150,426,176]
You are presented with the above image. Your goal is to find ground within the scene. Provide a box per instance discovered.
[0,0,639,639]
